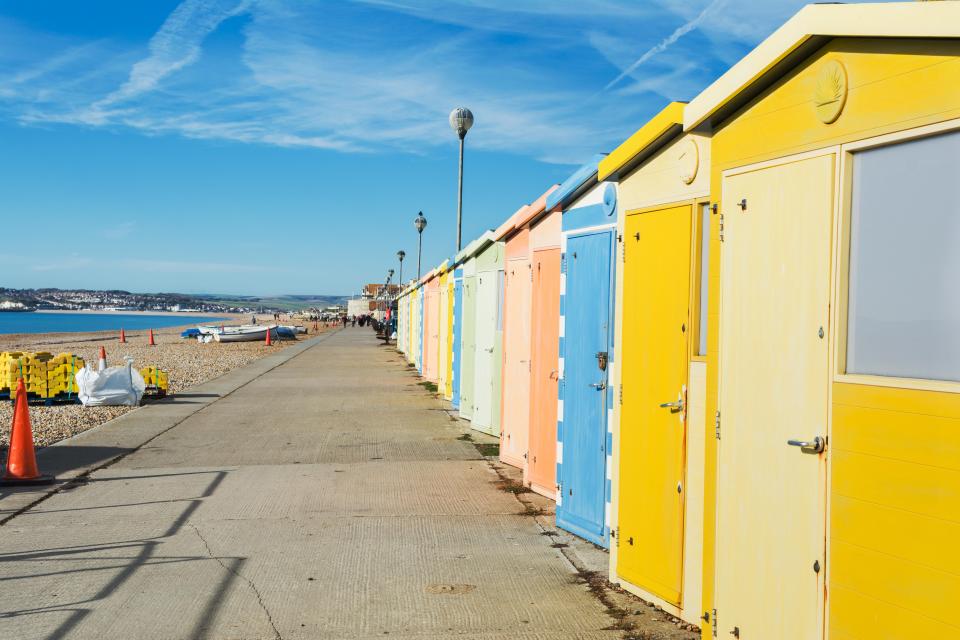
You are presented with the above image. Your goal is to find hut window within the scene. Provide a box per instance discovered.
[846,129,960,382]
[696,203,711,356]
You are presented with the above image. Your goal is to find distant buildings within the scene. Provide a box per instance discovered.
[346,283,401,320]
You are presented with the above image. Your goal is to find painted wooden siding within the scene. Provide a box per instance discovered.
[618,132,711,211]
[829,383,960,638]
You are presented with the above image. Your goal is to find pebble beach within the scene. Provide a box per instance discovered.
[0,315,330,450]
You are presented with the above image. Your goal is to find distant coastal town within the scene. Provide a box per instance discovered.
[0,287,349,315]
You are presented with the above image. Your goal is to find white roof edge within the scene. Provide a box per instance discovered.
[684,2,960,131]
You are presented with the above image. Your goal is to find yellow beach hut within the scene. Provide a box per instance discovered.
[598,101,711,626]
[684,3,960,638]
[436,260,451,398]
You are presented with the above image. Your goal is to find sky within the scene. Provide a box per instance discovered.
[0,0,819,296]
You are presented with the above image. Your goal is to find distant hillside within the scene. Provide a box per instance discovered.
[0,288,351,313]
[193,294,351,312]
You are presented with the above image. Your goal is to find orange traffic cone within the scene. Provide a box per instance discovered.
[119,328,126,343]
[98,346,107,372]
[148,329,155,346]
[2,379,54,486]
[265,327,272,346]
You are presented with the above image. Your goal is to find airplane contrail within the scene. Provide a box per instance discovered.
[604,0,726,92]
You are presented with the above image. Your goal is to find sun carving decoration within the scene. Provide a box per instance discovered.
[678,138,699,185]
[814,60,848,124]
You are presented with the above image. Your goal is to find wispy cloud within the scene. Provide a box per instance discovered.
[101,221,136,239]
[0,0,812,163]
[603,0,726,92]
[120,258,288,274]
[30,254,94,272]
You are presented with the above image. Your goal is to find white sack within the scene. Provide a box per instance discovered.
[76,359,146,406]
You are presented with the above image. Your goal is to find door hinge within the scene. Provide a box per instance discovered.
[715,410,721,440]
[619,384,623,405]
[612,528,620,547]
[712,609,718,638]
[621,242,626,262]
[719,213,725,242]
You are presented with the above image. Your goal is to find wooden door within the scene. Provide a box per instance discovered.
[715,155,833,639]
[527,248,561,496]
[459,275,477,419]
[617,204,692,606]
[557,230,613,545]
[473,271,498,434]
[501,257,532,468]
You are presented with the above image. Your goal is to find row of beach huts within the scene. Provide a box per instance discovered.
[396,4,959,639]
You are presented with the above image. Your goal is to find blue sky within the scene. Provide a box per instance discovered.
[0,0,815,296]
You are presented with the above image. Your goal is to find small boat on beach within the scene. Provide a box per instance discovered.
[213,325,278,343]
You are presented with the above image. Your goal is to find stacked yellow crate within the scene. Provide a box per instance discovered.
[0,352,24,397]
[9,352,52,400]
[140,366,169,398]
[47,353,84,400]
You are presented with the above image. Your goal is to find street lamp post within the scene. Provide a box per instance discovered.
[383,269,394,322]
[414,212,427,279]
[397,250,406,287]
[449,107,474,252]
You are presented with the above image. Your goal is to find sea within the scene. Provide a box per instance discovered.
[0,312,224,335]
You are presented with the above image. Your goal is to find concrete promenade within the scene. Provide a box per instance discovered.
[0,328,693,640]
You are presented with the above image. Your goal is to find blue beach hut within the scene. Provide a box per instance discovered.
[551,154,616,548]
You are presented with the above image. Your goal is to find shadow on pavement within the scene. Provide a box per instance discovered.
[0,469,245,640]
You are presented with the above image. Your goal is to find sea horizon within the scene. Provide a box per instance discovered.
[0,311,228,335]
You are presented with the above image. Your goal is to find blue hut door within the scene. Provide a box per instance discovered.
[558,230,612,544]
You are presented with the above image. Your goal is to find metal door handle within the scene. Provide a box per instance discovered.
[659,399,684,413]
[549,370,558,380]
[787,436,825,453]
[590,382,606,390]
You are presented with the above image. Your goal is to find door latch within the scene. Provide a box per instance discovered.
[787,436,826,454]
[596,351,608,371]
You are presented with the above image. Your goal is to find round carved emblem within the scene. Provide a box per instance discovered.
[814,60,848,124]
[678,138,699,185]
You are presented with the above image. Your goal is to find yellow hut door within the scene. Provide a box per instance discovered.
[715,155,833,640]
[617,204,692,606]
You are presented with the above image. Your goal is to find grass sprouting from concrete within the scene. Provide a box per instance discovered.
[418,381,438,393]
[495,478,532,495]
[473,442,499,457]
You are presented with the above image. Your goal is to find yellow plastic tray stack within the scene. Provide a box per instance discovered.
[2,351,86,403]
[140,366,169,398]
[0,352,25,397]
[47,353,85,400]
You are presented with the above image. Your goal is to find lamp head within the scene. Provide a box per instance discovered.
[449,107,474,139]
[414,211,427,233]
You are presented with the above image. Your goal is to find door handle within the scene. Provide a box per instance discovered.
[590,382,606,390]
[659,398,684,413]
[787,436,826,453]
[659,388,686,414]
[549,370,558,380]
